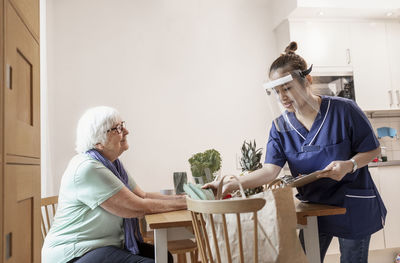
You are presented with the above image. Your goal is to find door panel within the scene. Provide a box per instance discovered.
[0,0,4,261]
[4,164,40,263]
[8,0,39,41]
[5,2,40,158]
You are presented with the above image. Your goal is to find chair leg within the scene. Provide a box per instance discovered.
[177,253,187,263]
[190,251,196,263]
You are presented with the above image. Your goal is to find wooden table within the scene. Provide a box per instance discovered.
[145,210,193,263]
[145,202,345,263]
[295,202,346,263]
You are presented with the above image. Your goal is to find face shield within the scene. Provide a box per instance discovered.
[263,65,321,133]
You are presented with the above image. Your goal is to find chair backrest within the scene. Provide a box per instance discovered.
[187,197,266,263]
[41,196,58,240]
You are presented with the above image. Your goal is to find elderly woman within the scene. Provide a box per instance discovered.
[42,106,186,263]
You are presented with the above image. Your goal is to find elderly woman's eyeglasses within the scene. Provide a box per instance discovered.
[107,121,126,134]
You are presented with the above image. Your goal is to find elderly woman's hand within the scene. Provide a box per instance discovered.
[176,195,187,209]
[173,194,187,200]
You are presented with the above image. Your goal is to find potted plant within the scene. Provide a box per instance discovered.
[188,149,222,184]
[240,140,264,196]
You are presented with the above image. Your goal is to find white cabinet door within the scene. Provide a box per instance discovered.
[378,166,400,248]
[289,21,351,68]
[350,22,392,111]
[368,167,385,250]
[386,22,400,108]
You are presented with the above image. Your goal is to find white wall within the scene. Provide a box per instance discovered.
[44,0,278,195]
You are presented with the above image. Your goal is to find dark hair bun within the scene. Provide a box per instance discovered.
[284,41,298,54]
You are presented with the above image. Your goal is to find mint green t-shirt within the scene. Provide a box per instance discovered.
[41,154,136,263]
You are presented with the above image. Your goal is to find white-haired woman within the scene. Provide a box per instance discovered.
[42,106,186,263]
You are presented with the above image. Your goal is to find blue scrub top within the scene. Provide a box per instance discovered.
[265,96,387,239]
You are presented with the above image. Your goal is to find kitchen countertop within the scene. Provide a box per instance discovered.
[368,160,400,167]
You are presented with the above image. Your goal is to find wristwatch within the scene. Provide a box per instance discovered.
[350,158,358,173]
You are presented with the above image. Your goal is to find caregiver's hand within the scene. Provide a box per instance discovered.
[318,160,354,181]
[202,178,237,198]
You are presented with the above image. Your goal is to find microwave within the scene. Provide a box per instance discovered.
[311,75,355,101]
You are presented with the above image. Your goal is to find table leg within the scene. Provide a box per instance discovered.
[303,216,321,263]
[154,228,168,263]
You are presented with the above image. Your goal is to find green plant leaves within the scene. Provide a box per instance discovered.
[240,140,264,196]
[240,140,263,172]
[188,149,222,183]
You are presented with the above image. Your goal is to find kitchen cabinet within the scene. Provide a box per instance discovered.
[386,22,400,109]
[274,19,400,111]
[377,165,400,248]
[288,21,352,69]
[350,22,393,111]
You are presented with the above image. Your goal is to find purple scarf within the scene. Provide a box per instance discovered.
[86,149,143,254]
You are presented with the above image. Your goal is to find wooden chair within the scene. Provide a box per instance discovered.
[41,196,198,262]
[187,197,266,263]
[41,196,59,240]
[139,217,199,263]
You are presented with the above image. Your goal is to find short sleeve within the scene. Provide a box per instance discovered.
[74,160,124,209]
[265,122,287,167]
[347,100,380,153]
[127,171,137,191]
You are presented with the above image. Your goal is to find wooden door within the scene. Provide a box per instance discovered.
[4,164,40,263]
[8,0,40,41]
[4,1,40,159]
[0,0,4,260]
[3,1,41,262]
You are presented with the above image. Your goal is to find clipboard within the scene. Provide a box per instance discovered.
[287,170,329,187]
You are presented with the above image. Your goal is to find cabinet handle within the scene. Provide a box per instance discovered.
[389,90,393,106]
[396,90,400,107]
[6,64,12,90]
[6,232,12,259]
[346,49,351,64]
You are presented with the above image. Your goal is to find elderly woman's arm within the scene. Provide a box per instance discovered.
[100,187,187,218]
[132,185,184,200]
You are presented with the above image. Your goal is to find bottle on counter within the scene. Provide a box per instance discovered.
[381,146,388,162]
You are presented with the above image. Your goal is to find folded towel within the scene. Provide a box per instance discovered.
[183,183,215,200]
[377,127,397,138]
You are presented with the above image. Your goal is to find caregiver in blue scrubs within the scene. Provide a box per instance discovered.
[204,42,386,263]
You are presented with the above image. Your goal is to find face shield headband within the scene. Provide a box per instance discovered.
[263,65,313,93]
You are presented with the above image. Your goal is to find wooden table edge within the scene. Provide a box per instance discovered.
[296,202,346,225]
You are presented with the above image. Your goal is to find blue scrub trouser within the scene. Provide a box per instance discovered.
[299,230,371,263]
[68,242,173,263]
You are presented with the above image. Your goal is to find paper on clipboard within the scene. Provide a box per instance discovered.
[287,170,330,187]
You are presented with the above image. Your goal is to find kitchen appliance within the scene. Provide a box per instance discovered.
[311,75,355,101]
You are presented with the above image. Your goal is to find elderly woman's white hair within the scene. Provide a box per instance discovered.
[75,106,121,153]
